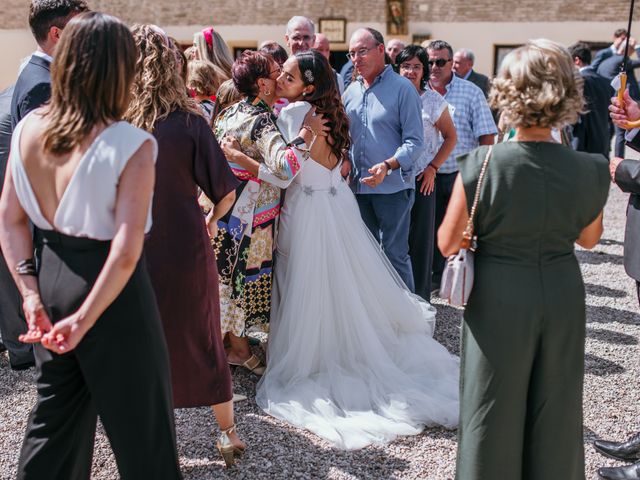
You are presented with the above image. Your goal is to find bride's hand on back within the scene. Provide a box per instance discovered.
[220,136,242,160]
[303,107,330,137]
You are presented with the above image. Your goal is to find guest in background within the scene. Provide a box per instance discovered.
[170,36,188,84]
[452,48,490,98]
[592,28,630,69]
[194,26,234,83]
[212,78,241,121]
[386,38,405,64]
[397,45,457,301]
[213,51,325,375]
[439,39,608,480]
[125,24,245,467]
[314,33,345,95]
[284,16,315,54]
[343,28,424,291]
[1,12,181,478]
[187,59,219,125]
[568,42,613,157]
[427,39,497,294]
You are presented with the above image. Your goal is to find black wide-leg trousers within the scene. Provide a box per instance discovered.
[18,230,181,480]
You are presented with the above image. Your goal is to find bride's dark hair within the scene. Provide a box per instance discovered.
[294,50,351,163]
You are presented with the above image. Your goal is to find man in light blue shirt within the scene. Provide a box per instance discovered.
[427,40,497,292]
[343,27,424,291]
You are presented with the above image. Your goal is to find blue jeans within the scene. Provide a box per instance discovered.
[356,190,415,292]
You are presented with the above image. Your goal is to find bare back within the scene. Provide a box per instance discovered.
[18,110,113,227]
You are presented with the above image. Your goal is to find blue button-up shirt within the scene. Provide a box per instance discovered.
[431,74,497,174]
[343,65,424,194]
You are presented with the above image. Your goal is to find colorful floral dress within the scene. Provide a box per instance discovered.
[213,96,304,337]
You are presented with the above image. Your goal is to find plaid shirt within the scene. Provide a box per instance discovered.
[430,74,497,174]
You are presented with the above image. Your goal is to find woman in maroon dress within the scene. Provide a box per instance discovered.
[125,24,245,467]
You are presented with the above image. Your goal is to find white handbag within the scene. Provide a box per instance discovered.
[440,146,492,307]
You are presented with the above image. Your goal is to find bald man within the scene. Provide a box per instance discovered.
[386,39,406,64]
[314,33,344,94]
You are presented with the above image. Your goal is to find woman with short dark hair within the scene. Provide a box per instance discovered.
[213,50,327,375]
[396,44,457,301]
[0,12,180,478]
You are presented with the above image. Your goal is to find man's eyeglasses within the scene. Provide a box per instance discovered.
[290,35,313,43]
[346,46,378,61]
[427,58,452,68]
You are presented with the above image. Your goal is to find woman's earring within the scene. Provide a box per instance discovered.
[302,92,307,97]
[264,90,271,96]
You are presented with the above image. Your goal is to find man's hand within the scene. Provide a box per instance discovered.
[361,162,389,188]
[610,156,623,183]
[610,90,640,129]
[340,159,351,180]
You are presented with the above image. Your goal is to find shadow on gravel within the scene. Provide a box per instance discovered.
[584,353,625,376]
[586,305,640,326]
[433,304,462,356]
[0,353,36,399]
[585,283,627,299]
[598,238,624,247]
[587,327,638,345]
[178,412,412,480]
[576,250,623,265]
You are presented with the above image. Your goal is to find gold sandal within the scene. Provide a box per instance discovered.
[216,424,245,468]
[229,354,266,375]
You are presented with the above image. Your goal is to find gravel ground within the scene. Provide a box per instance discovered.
[1,178,640,479]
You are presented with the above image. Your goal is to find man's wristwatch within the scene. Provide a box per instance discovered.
[383,160,394,175]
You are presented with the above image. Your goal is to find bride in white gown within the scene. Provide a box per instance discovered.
[221,50,459,450]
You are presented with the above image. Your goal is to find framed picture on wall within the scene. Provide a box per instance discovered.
[387,0,407,36]
[319,18,347,44]
[493,44,522,75]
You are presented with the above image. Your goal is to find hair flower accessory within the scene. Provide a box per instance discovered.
[202,26,214,49]
[304,69,315,83]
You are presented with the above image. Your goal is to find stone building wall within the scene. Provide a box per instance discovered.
[1,0,638,29]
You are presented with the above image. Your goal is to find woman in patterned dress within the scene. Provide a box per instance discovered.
[213,51,327,374]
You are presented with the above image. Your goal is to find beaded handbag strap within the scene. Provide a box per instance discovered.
[461,146,492,249]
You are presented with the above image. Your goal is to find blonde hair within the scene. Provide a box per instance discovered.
[186,59,219,96]
[193,29,233,82]
[490,39,585,129]
[43,12,135,154]
[125,24,200,132]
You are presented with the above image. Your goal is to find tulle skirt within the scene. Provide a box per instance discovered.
[255,180,459,450]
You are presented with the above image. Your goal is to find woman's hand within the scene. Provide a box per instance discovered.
[220,136,242,161]
[418,166,436,195]
[303,107,330,137]
[40,312,92,354]
[206,211,219,239]
[19,292,53,343]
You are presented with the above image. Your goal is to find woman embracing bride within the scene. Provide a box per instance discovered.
[221,50,459,450]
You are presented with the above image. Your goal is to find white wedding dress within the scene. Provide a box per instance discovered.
[255,102,459,450]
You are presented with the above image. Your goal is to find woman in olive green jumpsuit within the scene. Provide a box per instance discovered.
[438,39,610,480]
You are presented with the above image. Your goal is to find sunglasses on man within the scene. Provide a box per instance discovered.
[427,58,452,68]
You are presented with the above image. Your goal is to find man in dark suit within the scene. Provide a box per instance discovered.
[596,96,640,480]
[0,85,35,370]
[1,0,87,371]
[569,42,613,157]
[592,28,629,70]
[453,48,490,98]
[597,39,640,158]
[11,0,88,128]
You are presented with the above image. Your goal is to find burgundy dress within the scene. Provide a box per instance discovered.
[145,110,240,408]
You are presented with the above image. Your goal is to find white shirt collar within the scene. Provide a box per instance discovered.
[32,50,53,63]
[463,69,472,80]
